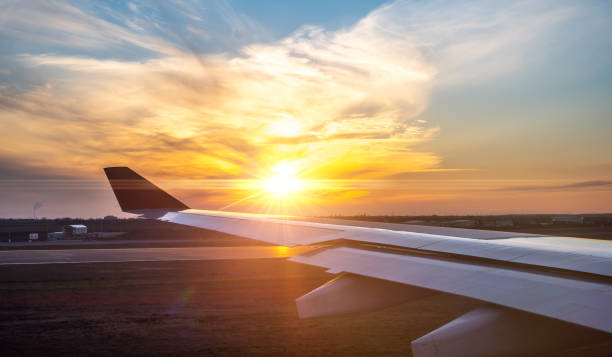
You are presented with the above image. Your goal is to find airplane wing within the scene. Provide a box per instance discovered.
[104,167,612,357]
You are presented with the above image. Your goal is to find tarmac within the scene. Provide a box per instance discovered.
[0,246,317,265]
[0,238,246,248]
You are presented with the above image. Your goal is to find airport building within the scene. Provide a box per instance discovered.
[63,224,88,237]
[482,219,514,228]
[47,225,88,240]
[552,215,584,224]
[441,219,478,228]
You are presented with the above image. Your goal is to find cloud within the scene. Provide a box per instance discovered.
[0,0,605,215]
[364,0,578,85]
[501,181,612,192]
[0,156,76,179]
[0,0,444,184]
[0,0,178,56]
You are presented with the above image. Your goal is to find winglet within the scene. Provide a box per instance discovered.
[103,167,189,213]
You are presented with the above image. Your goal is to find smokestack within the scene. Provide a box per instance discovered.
[33,201,43,219]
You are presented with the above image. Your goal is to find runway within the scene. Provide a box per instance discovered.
[0,246,317,265]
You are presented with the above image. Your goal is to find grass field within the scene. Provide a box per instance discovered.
[0,258,610,356]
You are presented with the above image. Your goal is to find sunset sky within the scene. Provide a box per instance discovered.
[1,0,611,218]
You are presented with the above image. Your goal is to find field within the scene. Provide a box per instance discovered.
[1,257,611,356]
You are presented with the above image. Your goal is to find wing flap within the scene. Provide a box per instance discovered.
[289,246,612,333]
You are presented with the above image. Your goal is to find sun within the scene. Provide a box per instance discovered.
[262,162,305,198]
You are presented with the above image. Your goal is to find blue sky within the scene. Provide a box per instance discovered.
[229,0,390,36]
[1,0,389,59]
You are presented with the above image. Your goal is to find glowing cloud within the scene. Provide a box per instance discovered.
[0,1,440,187]
[1,0,609,216]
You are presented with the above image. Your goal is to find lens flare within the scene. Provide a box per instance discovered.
[262,162,304,197]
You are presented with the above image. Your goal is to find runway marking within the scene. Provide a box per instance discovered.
[0,246,318,265]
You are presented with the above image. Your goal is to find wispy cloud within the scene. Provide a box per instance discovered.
[366,0,578,85]
[501,181,612,192]
[0,0,178,56]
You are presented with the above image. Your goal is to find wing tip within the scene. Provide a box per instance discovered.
[103,166,189,212]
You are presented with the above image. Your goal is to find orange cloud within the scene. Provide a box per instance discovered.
[0,14,443,214]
